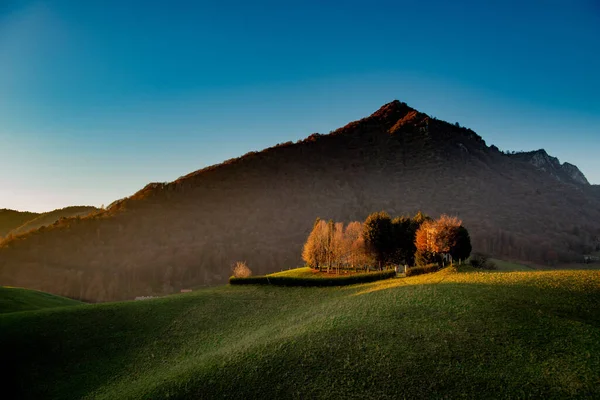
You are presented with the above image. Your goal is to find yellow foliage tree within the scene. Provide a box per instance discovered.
[302,219,328,270]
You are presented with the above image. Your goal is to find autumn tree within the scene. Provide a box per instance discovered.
[415,215,470,266]
[304,219,371,273]
[325,219,335,273]
[302,218,328,270]
[331,222,345,273]
[413,210,431,226]
[343,221,369,271]
[415,219,438,266]
[434,215,464,254]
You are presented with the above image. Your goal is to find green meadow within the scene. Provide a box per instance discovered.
[1,265,599,399]
[0,286,82,314]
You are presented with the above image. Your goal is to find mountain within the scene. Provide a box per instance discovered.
[1,100,599,301]
[0,209,39,238]
[507,149,590,185]
[6,206,99,237]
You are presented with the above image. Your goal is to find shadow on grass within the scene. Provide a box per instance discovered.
[114,281,600,399]
[2,270,599,399]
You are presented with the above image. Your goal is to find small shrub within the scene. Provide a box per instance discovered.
[415,250,440,267]
[469,253,496,270]
[232,261,252,278]
[405,263,440,277]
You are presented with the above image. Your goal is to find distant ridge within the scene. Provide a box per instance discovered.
[6,206,99,237]
[507,149,590,185]
[0,209,39,238]
[1,100,599,301]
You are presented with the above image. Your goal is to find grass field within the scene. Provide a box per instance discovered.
[269,266,326,277]
[0,286,83,314]
[1,266,599,399]
[489,259,535,271]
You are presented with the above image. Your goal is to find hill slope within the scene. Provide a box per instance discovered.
[0,209,39,238]
[1,268,599,399]
[1,101,599,301]
[6,206,99,237]
[0,286,83,314]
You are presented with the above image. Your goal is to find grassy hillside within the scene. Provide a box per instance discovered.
[0,209,39,238]
[269,266,318,277]
[0,286,83,314]
[489,259,535,271]
[2,267,599,399]
[7,206,99,237]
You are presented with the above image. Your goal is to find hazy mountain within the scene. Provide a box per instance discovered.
[1,101,599,301]
[0,209,39,238]
[7,206,100,237]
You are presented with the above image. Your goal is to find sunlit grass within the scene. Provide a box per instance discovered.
[489,258,534,271]
[268,266,316,277]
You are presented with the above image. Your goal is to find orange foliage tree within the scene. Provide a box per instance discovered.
[302,218,328,270]
[303,219,370,272]
[415,215,468,265]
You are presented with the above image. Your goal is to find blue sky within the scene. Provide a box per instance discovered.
[1,0,599,212]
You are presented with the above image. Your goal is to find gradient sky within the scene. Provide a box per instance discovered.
[1,0,599,212]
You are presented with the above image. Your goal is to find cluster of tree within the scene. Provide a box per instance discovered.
[301,219,369,273]
[302,211,472,272]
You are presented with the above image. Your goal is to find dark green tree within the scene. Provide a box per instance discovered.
[402,211,432,265]
[363,211,393,270]
[414,249,440,267]
[449,226,472,262]
[391,216,415,265]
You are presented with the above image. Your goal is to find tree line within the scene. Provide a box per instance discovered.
[302,211,472,273]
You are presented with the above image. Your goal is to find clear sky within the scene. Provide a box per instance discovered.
[1,0,599,212]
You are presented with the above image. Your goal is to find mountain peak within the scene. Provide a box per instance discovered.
[369,100,416,123]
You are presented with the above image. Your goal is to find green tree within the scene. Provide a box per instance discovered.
[390,211,431,266]
[391,216,415,265]
[363,211,393,270]
[449,226,472,263]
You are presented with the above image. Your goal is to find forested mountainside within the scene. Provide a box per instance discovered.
[1,101,598,301]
